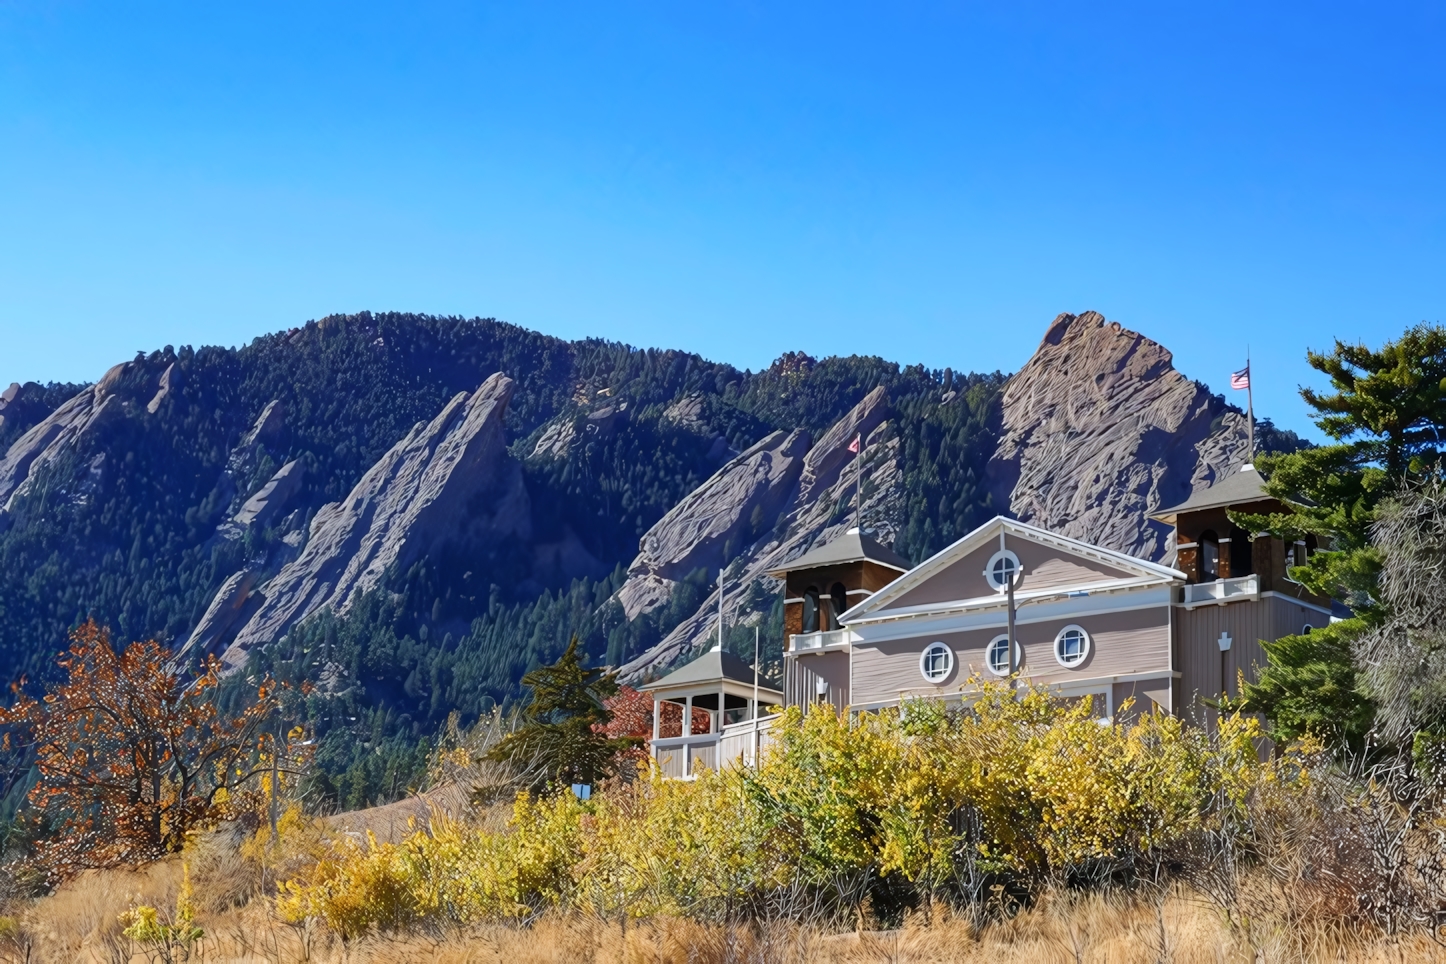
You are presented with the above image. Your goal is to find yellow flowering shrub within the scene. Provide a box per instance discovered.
[279,680,1293,934]
[277,791,585,936]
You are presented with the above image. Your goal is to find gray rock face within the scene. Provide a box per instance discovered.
[0,365,142,514]
[617,389,900,679]
[233,460,304,528]
[987,311,1250,560]
[617,429,810,620]
[146,363,181,414]
[0,359,189,518]
[179,568,261,663]
[221,373,528,669]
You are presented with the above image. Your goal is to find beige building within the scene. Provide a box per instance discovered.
[647,463,1336,773]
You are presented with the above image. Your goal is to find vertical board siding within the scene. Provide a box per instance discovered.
[1175,595,1329,727]
[786,650,850,716]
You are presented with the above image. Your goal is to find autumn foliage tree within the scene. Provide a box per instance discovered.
[0,621,301,879]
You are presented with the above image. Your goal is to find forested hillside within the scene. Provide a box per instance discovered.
[0,312,1017,808]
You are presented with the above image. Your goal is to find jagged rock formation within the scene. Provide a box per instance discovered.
[218,373,529,669]
[0,361,166,521]
[618,386,900,679]
[233,460,304,528]
[617,429,812,620]
[179,568,261,663]
[987,311,1250,560]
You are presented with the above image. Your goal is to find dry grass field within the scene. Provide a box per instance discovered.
[3,847,1444,964]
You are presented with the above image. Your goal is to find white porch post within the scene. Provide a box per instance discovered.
[652,698,660,740]
[683,695,693,737]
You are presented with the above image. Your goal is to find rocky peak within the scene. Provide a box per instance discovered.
[988,311,1248,560]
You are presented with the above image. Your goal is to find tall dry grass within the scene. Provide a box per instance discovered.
[5,856,1446,964]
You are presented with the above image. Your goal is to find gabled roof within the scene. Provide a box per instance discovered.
[646,648,781,694]
[840,515,1185,624]
[1150,464,1275,522]
[764,527,912,577]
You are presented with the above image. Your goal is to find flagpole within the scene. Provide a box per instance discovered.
[1246,347,1255,462]
[855,433,862,530]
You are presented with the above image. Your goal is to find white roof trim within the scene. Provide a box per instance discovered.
[840,516,1185,623]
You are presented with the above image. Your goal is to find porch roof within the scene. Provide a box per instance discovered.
[647,649,781,698]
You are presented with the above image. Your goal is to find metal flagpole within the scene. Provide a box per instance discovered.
[855,434,862,530]
[753,626,761,763]
[1246,347,1255,461]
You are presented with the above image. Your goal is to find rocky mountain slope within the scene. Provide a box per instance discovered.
[0,309,1298,807]
[988,311,1250,560]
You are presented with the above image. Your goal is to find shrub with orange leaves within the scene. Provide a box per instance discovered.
[0,620,306,880]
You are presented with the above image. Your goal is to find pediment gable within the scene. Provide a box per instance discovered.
[843,517,1184,623]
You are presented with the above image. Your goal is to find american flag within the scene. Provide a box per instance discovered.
[848,434,860,454]
[1230,366,1250,390]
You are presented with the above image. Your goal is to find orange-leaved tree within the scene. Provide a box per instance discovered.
[0,620,305,879]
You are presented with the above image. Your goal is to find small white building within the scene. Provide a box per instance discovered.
[647,647,782,778]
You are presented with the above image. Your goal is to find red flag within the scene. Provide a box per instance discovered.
[1230,366,1250,390]
[848,434,860,454]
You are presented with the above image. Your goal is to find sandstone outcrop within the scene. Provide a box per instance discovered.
[987,311,1250,560]
[617,429,810,620]
[233,460,304,528]
[0,359,171,517]
[220,373,528,668]
[617,389,901,679]
[178,568,261,663]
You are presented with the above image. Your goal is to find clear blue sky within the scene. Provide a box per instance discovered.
[2,2,1442,439]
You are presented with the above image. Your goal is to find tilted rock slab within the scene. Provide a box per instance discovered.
[988,311,1250,561]
[617,386,899,680]
[0,360,165,520]
[221,373,528,669]
[617,428,811,620]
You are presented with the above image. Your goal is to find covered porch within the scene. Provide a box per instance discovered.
[647,648,783,779]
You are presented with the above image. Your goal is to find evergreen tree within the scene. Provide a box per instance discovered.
[488,637,629,788]
[1233,325,1446,747]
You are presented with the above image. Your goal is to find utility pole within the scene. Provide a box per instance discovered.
[1006,531,1017,682]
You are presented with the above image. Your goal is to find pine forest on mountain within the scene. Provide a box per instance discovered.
[0,312,1303,811]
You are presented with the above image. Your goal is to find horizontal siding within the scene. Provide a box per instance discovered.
[851,605,1171,706]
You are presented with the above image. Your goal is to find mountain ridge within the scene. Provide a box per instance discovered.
[0,309,1304,808]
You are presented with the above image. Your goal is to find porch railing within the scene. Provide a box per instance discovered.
[1183,574,1259,606]
[651,714,778,778]
[788,628,851,653]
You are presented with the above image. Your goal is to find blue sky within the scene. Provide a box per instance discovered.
[1,2,1442,439]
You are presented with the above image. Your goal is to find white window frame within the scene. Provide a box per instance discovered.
[984,549,1022,594]
[1054,624,1091,668]
[919,642,955,684]
[985,634,1022,676]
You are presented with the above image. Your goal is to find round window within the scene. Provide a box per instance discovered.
[1054,625,1090,668]
[919,642,954,684]
[985,634,1021,676]
[985,549,1022,593]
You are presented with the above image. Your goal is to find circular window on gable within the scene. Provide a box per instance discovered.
[985,634,1022,676]
[985,549,1022,593]
[1054,624,1090,668]
[919,642,955,684]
